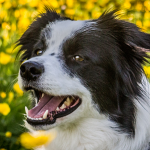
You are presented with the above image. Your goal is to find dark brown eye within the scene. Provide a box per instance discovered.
[35,49,43,56]
[73,55,84,61]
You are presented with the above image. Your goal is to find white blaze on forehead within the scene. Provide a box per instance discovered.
[42,20,85,55]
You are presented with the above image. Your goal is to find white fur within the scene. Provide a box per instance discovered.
[18,20,150,150]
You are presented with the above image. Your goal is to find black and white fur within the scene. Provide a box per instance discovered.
[17,8,150,150]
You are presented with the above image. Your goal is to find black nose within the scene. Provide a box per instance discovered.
[20,61,44,81]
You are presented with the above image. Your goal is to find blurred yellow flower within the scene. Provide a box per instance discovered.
[92,10,101,19]
[136,3,143,11]
[144,66,150,78]
[18,17,30,31]
[28,0,39,7]
[0,92,6,98]
[8,92,14,103]
[5,131,12,138]
[85,2,94,11]
[6,48,13,54]
[144,1,150,11]
[13,83,23,96]
[0,10,7,20]
[143,20,150,28]
[0,148,7,150]
[2,22,10,30]
[0,52,11,65]
[20,131,56,149]
[66,0,74,8]
[50,0,59,8]
[0,103,10,116]
[19,0,28,5]
[144,12,150,19]
[123,1,131,9]
[0,0,5,3]
[136,20,142,28]
[65,9,75,16]
[14,10,20,18]
[98,0,109,7]
[4,2,11,9]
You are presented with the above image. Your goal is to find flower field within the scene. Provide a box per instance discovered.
[0,0,150,149]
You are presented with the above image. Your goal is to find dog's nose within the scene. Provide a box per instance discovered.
[20,61,44,81]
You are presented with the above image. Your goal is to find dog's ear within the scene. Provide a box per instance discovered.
[97,11,150,82]
[16,7,71,63]
[16,8,61,63]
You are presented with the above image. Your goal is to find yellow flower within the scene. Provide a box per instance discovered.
[65,9,75,16]
[144,66,150,78]
[14,10,20,18]
[144,1,150,11]
[8,92,14,103]
[20,131,56,149]
[18,0,28,5]
[0,0,5,3]
[4,2,11,9]
[66,0,74,8]
[98,0,109,7]
[136,3,142,11]
[28,0,39,7]
[0,103,11,116]
[0,10,7,20]
[2,22,10,30]
[6,48,13,54]
[13,83,23,96]
[136,20,142,28]
[143,20,150,28]
[49,0,59,8]
[0,52,11,65]
[92,10,101,19]
[85,2,94,11]
[0,148,7,150]
[18,17,30,31]
[5,131,12,138]
[0,92,6,98]
[123,1,131,9]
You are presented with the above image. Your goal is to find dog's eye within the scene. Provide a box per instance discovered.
[35,49,43,56]
[73,55,84,62]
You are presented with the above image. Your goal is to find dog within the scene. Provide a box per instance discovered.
[17,8,150,150]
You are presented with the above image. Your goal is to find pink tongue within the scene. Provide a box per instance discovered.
[28,94,65,118]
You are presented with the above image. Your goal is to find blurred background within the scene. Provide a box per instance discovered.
[0,0,150,150]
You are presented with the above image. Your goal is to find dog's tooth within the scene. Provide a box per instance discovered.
[43,110,48,119]
[64,97,72,106]
[42,93,44,98]
[39,118,42,120]
[56,107,60,111]
[60,104,66,109]
[25,106,28,116]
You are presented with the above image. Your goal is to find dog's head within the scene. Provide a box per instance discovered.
[17,8,150,135]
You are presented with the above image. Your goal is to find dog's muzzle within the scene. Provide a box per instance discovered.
[20,61,44,81]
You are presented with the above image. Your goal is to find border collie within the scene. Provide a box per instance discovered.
[17,8,150,150]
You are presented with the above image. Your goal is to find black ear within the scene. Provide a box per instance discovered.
[16,7,71,63]
[16,8,61,63]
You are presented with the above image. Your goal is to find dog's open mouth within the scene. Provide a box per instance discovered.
[25,88,82,126]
